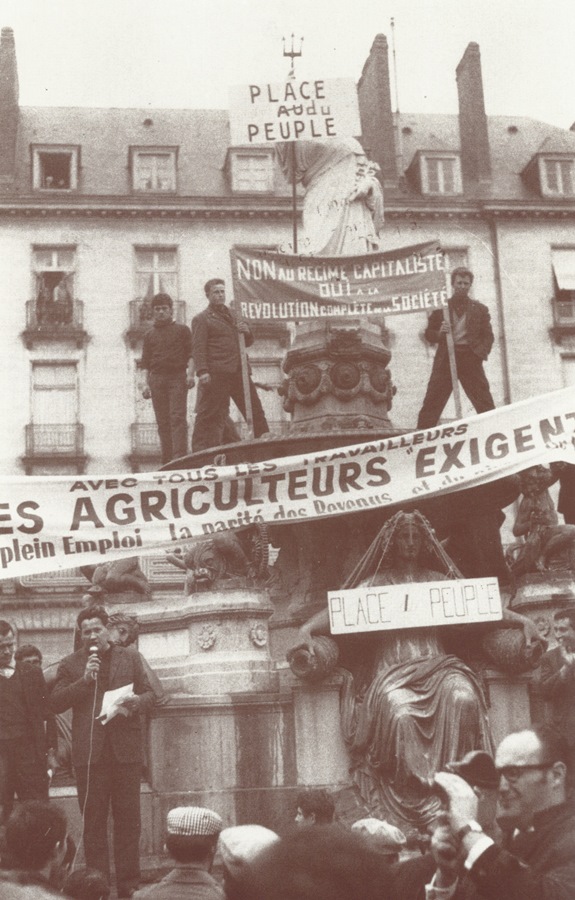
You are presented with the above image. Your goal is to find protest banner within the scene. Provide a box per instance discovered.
[228,77,361,145]
[328,577,502,635]
[230,241,448,320]
[1,387,575,580]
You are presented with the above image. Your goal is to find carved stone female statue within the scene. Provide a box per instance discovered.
[292,510,493,828]
[275,137,384,256]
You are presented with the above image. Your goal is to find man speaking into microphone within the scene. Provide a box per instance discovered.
[51,606,156,898]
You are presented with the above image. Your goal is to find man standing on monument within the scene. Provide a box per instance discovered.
[141,292,193,465]
[51,606,156,898]
[417,267,495,429]
[191,278,268,452]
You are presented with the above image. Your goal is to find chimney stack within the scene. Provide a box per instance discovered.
[456,42,491,187]
[0,27,19,192]
[357,34,397,188]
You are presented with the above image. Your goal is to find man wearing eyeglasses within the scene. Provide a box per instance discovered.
[434,724,575,898]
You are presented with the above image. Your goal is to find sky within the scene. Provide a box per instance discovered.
[2,0,575,129]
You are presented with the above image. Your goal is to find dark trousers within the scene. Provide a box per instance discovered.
[148,372,189,464]
[417,347,495,429]
[192,370,269,452]
[75,744,142,894]
[0,737,48,824]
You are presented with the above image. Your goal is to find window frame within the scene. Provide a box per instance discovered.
[133,246,179,300]
[539,156,575,197]
[551,246,575,324]
[130,146,179,193]
[420,152,463,196]
[31,145,80,191]
[228,149,275,193]
[30,360,79,426]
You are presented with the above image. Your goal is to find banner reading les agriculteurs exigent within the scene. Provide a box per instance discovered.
[2,388,575,579]
[230,240,448,321]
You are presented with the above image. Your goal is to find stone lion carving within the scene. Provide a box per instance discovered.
[166,532,254,593]
[80,557,151,599]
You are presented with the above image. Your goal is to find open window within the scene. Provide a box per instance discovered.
[32,146,79,190]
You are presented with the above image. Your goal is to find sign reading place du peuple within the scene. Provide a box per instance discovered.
[228,77,361,144]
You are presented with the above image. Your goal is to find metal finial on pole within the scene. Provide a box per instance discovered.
[282,33,303,80]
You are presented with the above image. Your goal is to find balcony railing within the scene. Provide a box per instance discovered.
[551,296,575,342]
[23,299,88,348]
[130,423,161,457]
[555,298,575,323]
[126,299,188,347]
[25,424,85,456]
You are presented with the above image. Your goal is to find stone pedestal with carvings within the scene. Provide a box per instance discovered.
[280,320,394,433]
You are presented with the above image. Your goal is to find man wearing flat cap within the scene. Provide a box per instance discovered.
[133,806,224,899]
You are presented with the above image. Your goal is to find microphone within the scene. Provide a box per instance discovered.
[88,643,99,681]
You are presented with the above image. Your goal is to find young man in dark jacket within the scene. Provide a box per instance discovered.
[141,293,193,464]
[417,267,495,429]
[191,278,268,452]
[51,606,156,898]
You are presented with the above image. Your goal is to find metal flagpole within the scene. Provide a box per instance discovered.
[443,270,462,418]
[283,34,303,255]
[238,331,254,438]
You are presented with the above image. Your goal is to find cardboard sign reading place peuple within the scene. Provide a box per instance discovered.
[328,578,502,635]
[228,77,361,145]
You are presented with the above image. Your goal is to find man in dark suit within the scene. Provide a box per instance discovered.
[435,724,575,899]
[191,278,268,452]
[0,621,50,826]
[51,606,156,898]
[417,267,495,429]
[539,608,575,772]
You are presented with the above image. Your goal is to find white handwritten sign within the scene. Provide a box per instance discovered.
[228,78,361,145]
[328,578,502,635]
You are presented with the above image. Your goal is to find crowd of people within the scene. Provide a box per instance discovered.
[141,278,269,465]
[0,722,573,898]
[2,264,575,896]
[1,600,575,897]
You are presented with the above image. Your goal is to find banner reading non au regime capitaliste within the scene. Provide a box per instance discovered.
[2,389,575,579]
[230,240,448,321]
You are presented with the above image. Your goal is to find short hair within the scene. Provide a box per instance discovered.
[14,644,42,663]
[77,605,109,630]
[296,789,335,824]
[204,278,225,297]
[151,292,173,308]
[165,833,218,864]
[0,619,14,637]
[553,607,575,629]
[5,801,67,870]
[451,266,474,285]
[239,826,394,900]
[63,868,110,900]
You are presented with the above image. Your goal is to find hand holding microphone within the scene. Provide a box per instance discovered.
[84,643,101,683]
